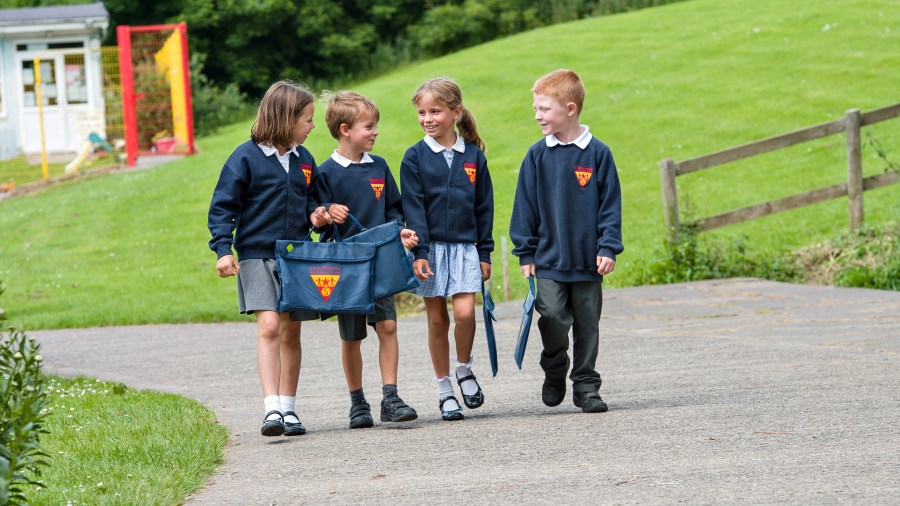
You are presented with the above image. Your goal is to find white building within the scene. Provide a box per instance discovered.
[0,3,109,159]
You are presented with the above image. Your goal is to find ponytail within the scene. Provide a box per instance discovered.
[457,107,485,153]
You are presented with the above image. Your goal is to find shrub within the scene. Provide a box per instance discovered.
[1,282,50,505]
[797,222,900,291]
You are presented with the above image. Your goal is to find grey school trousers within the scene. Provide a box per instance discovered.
[535,278,603,393]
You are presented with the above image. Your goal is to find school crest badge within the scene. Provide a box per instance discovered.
[369,178,385,200]
[309,266,340,301]
[574,166,593,188]
[464,163,477,184]
[301,163,312,186]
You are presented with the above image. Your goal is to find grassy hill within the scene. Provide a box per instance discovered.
[1,0,898,329]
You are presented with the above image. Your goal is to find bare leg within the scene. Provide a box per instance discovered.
[375,320,399,386]
[451,293,476,364]
[256,310,283,397]
[424,297,451,378]
[279,318,301,397]
[341,339,364,391]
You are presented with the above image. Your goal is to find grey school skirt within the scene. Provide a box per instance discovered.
[236,258,318,321]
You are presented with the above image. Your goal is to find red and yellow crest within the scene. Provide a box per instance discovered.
[574,166,593,188]
[301,163,312,186]
[369,178,385,200]
[464,163,477,184]
[310,266,340,301]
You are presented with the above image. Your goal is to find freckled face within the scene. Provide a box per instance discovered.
[416,92,459,147]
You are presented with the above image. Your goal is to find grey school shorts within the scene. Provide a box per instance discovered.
[336,296,396,341]
[236,258,318,321]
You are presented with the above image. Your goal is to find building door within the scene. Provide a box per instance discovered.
[18,49,90,154]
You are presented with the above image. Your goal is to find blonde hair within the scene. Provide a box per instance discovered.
[412,78,485,153]
[323,91,380,140]
[532,69,585,115]
[250,80,315,148]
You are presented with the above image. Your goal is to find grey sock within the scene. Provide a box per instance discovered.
[350,388,366,406]
[382,384,398,399]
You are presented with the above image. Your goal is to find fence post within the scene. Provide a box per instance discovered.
[659,157,680,243]
[845,108,863,231]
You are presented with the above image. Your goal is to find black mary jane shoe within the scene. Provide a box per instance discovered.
[282,410,307,436]
[260,410,285,437]
[456,373,484,409]
[439,396,464,421]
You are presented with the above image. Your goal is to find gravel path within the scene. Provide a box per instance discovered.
[32,278,900,504]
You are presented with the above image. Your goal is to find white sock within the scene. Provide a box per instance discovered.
[435,376,460,411]
[455,357,479,396]
[264,395,281,421]
[280,395,299,423]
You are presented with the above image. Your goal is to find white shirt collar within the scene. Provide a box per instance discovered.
[424,134,466,154]
[545,125,592,149]
[257,143,298,157]
[330,151,374,167]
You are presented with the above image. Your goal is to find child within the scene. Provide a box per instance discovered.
[312,91,420,428]
[208,80,330,436]
[400,78,494,421]
[509,69,624,413]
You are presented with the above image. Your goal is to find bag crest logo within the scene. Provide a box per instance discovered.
[309,266,341,301]
[464,163,477,184]
[301,163,312,186]
[574,166,593,188]
[369,178,385,200]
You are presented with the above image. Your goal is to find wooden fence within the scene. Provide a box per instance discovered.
[658,103,900,242]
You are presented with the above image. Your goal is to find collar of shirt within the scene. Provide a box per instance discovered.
[330,150,374,167]
[257,143,299,158]
[545,125,592,149]
[424,133,466,154]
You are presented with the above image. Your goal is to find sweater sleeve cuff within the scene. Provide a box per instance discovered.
[519,254,535,266]
[215,245,234,259]
[598,249,617,262]
[478,252,492,264]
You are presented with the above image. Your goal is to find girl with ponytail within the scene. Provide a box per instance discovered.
[400,77,495,421]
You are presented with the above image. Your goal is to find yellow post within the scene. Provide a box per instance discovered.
[33,57,50,180]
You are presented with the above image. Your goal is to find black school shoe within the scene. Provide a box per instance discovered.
[261,410,285,437]
[349,401,374,429]
[542,377,566,407]
[439,396,464,421]
[573,391,609,413]
[380,395,418,422]
[282,410,307,436]
[456,373,484,409]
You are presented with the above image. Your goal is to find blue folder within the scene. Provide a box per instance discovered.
[482,283,498,377]
[514,276,536,369]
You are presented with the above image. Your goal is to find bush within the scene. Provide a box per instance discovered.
[0,327,49,505]
[190,53,251,137]
[797,222,900,291]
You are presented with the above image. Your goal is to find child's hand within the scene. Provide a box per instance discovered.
[327,204,349,224]
[400,228,418,249]
[413,258,433,281]
[520,263,535,278]
[310,206,332,227]
[216,255,239,278]
[480,262,492,281]
[597,256,616,275]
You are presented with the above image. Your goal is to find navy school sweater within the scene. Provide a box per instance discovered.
[509,136,624,282]
[208,140,320,260]
[312,154,403,240]
[400,139,494,263]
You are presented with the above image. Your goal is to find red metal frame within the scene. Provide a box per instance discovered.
[116,23,196,166]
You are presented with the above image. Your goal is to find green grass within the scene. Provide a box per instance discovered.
[0,153,120,189]
[23,376,227,505]
[1,0,899,329]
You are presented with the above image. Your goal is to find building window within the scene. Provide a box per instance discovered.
[22,59,58,107]
[64,53,88,104]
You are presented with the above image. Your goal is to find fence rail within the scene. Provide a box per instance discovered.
[659,103,900,242]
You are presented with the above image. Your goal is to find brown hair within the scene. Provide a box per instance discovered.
[412,78,485,153]
[323,90,380,140]
[250,80,315,148]
[532,69,585,115]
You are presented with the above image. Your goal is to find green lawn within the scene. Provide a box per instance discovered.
[24,376,226,505]
[1,0,898,329]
